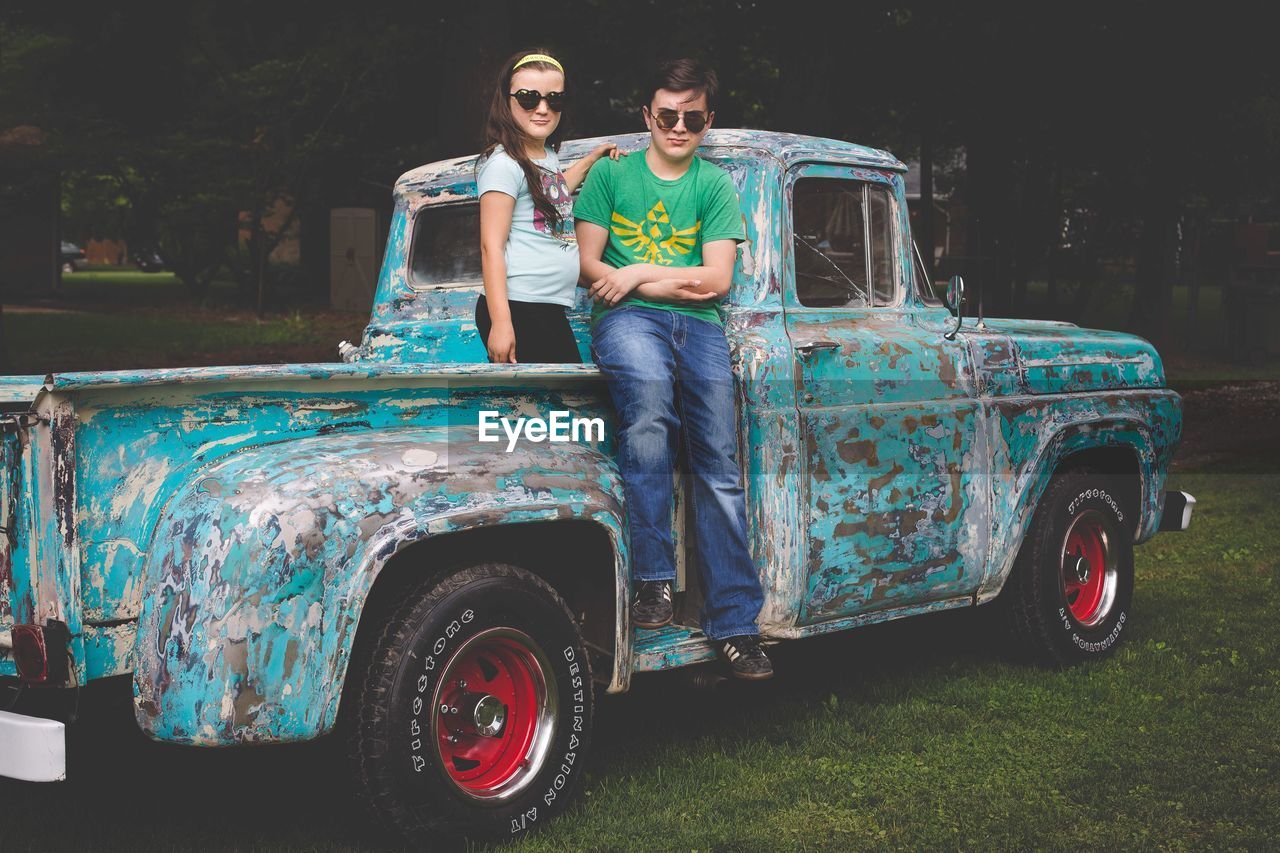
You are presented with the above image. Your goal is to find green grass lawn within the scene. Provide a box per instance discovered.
[33,269,241,308]
[518,470,1278,851]
[3,309,366,374]
[0,470,1274,851]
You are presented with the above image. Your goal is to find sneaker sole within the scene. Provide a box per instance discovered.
[716,650,774,680]
[633,614,673,630]
[727,666,773,681]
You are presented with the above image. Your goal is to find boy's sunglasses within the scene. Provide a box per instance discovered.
[510,89,566,112]
[651,108,709,133]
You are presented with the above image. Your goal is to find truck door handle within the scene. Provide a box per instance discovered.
[796,340,839,356]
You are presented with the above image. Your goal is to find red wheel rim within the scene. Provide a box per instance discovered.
[1061,509,1116,627]
[431,628,557,801]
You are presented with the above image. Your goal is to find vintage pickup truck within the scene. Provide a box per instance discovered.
[0,130,1193,842]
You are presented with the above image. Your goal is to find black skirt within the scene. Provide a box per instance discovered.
[475,295,583,364]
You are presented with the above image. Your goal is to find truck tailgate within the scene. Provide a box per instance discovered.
[0,375,44,675]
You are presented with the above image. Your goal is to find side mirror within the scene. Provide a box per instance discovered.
[944,275,964,340]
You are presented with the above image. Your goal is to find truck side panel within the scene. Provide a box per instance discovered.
[69,373,602,626]
[131,426,628,745]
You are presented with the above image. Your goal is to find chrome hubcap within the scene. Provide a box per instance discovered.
[1073,555,1091,585]
[472,694,506,737]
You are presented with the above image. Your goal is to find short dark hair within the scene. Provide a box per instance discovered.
[646,58,718,113]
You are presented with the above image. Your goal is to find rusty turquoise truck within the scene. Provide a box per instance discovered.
[0,130,1193,842]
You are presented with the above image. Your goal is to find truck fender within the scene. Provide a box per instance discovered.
[131,426,629,745]
[976,405,1172,604]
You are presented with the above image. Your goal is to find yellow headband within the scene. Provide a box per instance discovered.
[512,53,564,74]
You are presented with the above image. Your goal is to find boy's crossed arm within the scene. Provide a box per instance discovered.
[575,220,735,306]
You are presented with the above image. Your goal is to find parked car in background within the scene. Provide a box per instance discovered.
[59,241,85,272]
[131,247,165,272]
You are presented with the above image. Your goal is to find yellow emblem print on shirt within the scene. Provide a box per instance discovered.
[611,200,701,265]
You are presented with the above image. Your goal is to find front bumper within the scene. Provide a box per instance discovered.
[1159,491,1196,532]
[0,708,66,782]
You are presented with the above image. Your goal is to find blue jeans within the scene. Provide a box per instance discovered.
[591,306,763,641]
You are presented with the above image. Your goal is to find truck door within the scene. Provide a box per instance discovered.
[782,163,985,625]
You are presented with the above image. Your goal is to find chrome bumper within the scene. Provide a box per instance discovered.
[1159,491,1196,532]
[0,708,66,782]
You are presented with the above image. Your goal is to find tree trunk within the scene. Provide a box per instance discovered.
[0,304,9,374]
[255,222,267,317]
[1128,196,1176,349]
[775,3,839,138]
[919,122,935,282]
[964,135,1013,319]
[1185,218,1202,348]
[1045,161,1063,313]
[430,4,513,158]
[300,201,329,307]
[1014,147,1052,315]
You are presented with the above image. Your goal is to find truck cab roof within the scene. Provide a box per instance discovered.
[393,129,906,206]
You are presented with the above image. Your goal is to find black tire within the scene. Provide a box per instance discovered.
[349,562,594,843]
[1006,471,1137,666]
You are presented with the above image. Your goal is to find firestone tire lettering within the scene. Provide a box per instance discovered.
[406,607,479,774]
[1068,488,1124,523]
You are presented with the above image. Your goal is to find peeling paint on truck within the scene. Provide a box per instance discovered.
[0,131,1182,753]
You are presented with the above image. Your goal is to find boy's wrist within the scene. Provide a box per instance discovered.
[623,263,658,286]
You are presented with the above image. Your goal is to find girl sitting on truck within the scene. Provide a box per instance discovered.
[475,49,618,363]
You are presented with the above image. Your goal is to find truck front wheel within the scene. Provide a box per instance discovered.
[349,562,593,843]
[1006,471,1137,666]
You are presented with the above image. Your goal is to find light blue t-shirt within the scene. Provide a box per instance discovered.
[476,146,579,308]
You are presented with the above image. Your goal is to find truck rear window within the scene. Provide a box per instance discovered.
[409,203,482,288]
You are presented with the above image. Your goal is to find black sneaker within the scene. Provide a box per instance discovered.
[632,580,673,629]
[718,635,774,680]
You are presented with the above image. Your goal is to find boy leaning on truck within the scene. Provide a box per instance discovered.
[574,58,772,680]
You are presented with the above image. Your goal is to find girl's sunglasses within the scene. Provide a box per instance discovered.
[651,108,709,133]
[510,89,566,112]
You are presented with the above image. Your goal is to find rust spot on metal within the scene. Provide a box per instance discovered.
[836,439,880,467]
[868,462,905,493]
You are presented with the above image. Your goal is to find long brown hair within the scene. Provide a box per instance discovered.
[482,49,567,230]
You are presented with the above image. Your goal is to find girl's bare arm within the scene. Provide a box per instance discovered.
[479,191,518,363]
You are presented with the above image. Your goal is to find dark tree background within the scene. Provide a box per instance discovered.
[2,0,1277,349]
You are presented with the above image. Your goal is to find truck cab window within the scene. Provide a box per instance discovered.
[867,186,896,305]
[409,203,482,288]
[792,178,896,308]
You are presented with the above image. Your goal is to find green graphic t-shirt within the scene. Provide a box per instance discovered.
[573,150,745,326]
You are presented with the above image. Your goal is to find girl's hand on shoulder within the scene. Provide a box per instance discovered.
[487,321,517,364]
[591,142,622,162]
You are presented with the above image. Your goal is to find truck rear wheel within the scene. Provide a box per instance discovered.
[1006,471,1136,666]
[349,562,593,843]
